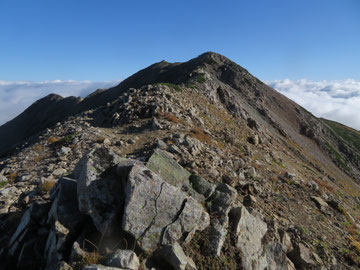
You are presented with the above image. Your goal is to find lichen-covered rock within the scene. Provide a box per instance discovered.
[122,163,209,252]
[147,149,190,189]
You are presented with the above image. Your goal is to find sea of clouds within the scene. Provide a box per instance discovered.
[268,79,360,131]
[0,79,359,131]
[0,80,120,126]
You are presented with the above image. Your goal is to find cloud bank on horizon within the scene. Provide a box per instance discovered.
[0,80,120,126]
[268,79,360,131]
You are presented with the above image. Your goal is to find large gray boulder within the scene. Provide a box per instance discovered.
[74,146,133,234]
[122,163,209,252]
[230,205,294,270]
[231,205,268,269]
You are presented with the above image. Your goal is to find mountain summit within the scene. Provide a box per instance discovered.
[0,52,360,269]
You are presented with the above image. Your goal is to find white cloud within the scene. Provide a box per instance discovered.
[268,79,360,131]
[0,80,120,125]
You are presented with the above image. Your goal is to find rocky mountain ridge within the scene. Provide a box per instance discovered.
[0,52,360,269]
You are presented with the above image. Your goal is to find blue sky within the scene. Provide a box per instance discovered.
[1,0,359,82]
[0,0,360,129]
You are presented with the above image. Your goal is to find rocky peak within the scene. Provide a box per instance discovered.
[0,52,360,269]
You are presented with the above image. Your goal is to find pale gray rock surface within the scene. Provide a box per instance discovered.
[83,265,125,270]
[205,183,237,256]
[122,163,209,252]
[106,249,140,270]
[288,242,315,269]
[157,242,197,270]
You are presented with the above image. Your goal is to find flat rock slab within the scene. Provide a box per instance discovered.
[122,163,209,252]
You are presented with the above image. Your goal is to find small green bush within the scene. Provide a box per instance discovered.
[0,181,8,188]
[158,82,182,92]
[196,74,206,83]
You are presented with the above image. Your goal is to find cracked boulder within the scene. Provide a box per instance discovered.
[122,163,209,252]
[230,205,294,270]
[74,146,134,234]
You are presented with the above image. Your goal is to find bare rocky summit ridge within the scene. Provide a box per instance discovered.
[0,52,360,269]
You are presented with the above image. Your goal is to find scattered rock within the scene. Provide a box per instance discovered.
[83,265,124,270]
[52,168,67,177]
[156,242,196,270]
[248,134,259,145]
[243,194,257,207]
[311,196,328,211]
[189,174,216,199]
[106,249,140,270]
[288,242,315,269]
[58,147,71,156]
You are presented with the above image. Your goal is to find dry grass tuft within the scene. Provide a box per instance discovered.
[314,178,334,193]
[189,128,212,144]
[34,155,46,163]
[96,137,105,143]
[157,110,184,124]
[47,137,60,144]
[40,180,56,193]
[81,238,105,267]
[33,144,43,151]
[81,250,104,266]
[8,172,17,183]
